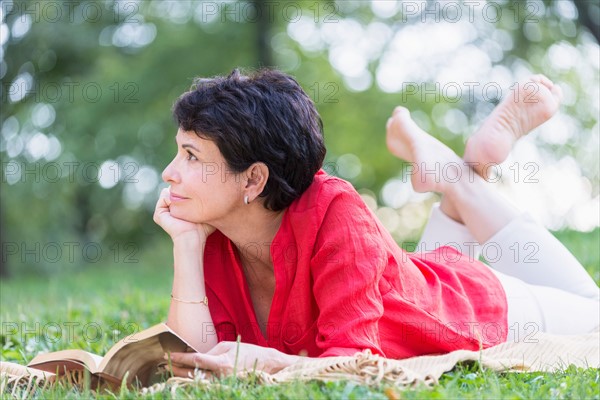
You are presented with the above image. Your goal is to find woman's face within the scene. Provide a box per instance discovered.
[162,128,244,224]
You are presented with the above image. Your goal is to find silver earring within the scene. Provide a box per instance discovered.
[244,195,249,205]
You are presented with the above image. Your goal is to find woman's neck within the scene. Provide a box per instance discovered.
[215,204,285,273]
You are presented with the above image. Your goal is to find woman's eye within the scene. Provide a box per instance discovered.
[186,151,198,161]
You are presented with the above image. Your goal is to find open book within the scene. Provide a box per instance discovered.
[24,323,196,388]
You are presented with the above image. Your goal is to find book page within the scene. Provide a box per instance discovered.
[27,350,103,374]
[99,323,195,386]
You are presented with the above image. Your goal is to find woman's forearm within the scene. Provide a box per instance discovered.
[167,235,218,352]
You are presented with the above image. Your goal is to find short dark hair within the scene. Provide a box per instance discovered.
[173,68,326,211]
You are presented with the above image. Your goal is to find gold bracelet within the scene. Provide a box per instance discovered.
[171,294,208,306]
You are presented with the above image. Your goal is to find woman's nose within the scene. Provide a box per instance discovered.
[162,159,179,183]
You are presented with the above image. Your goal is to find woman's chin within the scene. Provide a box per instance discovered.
[170,209,197,222]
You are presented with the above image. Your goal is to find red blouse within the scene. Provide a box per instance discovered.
[203,170,508,359]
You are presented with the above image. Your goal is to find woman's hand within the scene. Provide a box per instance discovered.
[153,187,216,242]
[166,341,300,378]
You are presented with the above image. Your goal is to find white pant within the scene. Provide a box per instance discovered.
[418,203,600,343]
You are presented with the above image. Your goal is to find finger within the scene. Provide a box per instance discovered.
[169,365,214,380]
[168,352,199,368]
[164,186,172,206]
[167,359,194,368]
[193,353,231,377]
[159,187,171,207]
[170,352,227,373]
[168,358,218,372]
[153,188,172,223]
[169,365,196,378]
[154,188,169,211]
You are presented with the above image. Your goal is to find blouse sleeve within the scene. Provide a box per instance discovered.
[310,184,388,358]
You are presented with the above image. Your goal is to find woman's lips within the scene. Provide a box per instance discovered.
[169,193,188,202]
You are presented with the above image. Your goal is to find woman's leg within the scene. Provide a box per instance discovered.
[418,202,483,261]
[421,202,600,301]
[390,75,564,243]
[386,97,599,335]
[411,75,597,298]
[421,201,600,337]
[427,74,561,239]
[489,268,599,339]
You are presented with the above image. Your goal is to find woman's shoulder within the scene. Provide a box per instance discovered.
[291,169,360,212]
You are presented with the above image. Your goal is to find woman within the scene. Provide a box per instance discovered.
[154,69,599,377]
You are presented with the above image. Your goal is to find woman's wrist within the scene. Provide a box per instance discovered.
[172,232,206,276]
[270,349,302,373]
[172,231,206,250]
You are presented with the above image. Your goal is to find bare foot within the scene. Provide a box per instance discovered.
[464,74,562,179]
[386,106,464,194]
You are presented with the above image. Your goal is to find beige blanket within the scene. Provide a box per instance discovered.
[262,330,600,387]
[2,330,599,396]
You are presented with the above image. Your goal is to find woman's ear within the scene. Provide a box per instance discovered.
[244,162,269,201]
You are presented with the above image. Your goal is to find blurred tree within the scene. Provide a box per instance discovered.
[1,0,598,276]
[254,0,274,67]
[573,0,600,42]
[0,208,7,277]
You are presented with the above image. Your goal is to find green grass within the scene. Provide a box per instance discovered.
[1,229,599,399]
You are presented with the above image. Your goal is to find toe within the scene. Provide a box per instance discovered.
[551,83,563,102]
[392,106,409,117]
[531,74,553,89]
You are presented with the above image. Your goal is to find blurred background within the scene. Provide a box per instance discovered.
[1,0,599,281]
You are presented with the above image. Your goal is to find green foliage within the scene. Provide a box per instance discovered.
[1,229,599,398]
